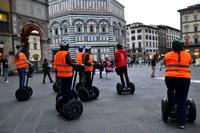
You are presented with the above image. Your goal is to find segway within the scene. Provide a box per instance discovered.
[15,66,35,101]
[161,97,196,123]
[76,66,100,102]
[116,82,135,95]
[55,70,83,120]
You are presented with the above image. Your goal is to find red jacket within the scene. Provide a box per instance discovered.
[115,49,127,68]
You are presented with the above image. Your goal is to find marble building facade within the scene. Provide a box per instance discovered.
[48,0,126,60]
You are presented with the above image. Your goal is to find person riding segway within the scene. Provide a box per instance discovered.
[114,44,135,95]
[75,45,85,89]
[14,44,34,101]
[76,45,99,102]
[161,39,196,129]
[54,39,84,120]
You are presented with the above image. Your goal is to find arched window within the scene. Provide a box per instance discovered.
[90,25,94,33]
[63,25,68,34]
[102,26,106,33]
[77,25,82,33]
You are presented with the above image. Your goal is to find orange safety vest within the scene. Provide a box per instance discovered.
[54,51,73,77]
[164,51,191,79]
[75,52,84,64]
[14,53,29,69]
[83,53,93,72]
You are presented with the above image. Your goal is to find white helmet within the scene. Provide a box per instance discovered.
[59,38,69,47]
[85,45,91,50]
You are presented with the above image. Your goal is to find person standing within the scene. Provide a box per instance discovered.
[54,39,79,103]
[105,57,113,79]
[14,44,31,90]
[164,39,192,129]
[75,46,84,83]
[98,58,104,79]
[42,58,53,83]
[151,55,156,78]
[114,44,130,88]
[3,55,9,83]
[83,46,94,89]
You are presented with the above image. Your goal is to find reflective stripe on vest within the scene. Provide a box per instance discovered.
[76,52,84,64]
[166,64,189,68]
[54,51,73,77]
[14,53,28,69]
[84,53,93,72]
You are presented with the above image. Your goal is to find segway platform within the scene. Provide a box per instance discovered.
[161,98,196,123]
[116,82,135,95]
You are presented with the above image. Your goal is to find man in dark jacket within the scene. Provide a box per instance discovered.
[3,55,9,83]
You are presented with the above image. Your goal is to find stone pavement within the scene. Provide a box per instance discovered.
[0,65,200,133]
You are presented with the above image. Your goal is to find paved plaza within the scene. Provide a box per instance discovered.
[0,65,200,133]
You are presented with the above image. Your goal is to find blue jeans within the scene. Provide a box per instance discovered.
[17,68,26,89]
[3,68,9,81]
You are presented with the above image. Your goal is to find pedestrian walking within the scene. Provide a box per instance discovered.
[42,58,53,84]
[164,39,192,129]
[3,55,9,83]
[105,57,113,79]
[151,55,156,78]
[98,58,104,79]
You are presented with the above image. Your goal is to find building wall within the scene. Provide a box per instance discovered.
[48,0,126,61]
[126,23,158,59]
[180,8,200,45]
[11,0,49,60]
[28,35,41,61]
[0,0,13,75]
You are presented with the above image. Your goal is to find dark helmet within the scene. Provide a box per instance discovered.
[172,39,184,49]
[117,44,123,49]
[16,44,23,49]
[78,45,84,52]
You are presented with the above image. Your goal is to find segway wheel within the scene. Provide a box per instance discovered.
[186,98,196,123]
[78,88,89,102]
[62,99,83,120]
[15,89,30,101]
[26,86,33,97]
[53,83,59,93]
[161,98,169,122]
[56,92,62,102]
[116,83,123,95]
[75,82,84,92]
[92,86,99,99]
[129,82,135,94]
[56,97,64,114]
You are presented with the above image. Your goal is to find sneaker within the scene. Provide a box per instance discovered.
[4,81,9,83]
[178,125,185,129]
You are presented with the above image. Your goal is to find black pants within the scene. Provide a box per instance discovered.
[43,72,53,83]
[117,66,130,88]
[60,76,73,103]
[165,77,190,126]
[78,71,84,83]
[99,70,103,78]
[84,71,92,89]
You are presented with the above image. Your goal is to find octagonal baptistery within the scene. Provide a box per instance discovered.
[48,0,126,61]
